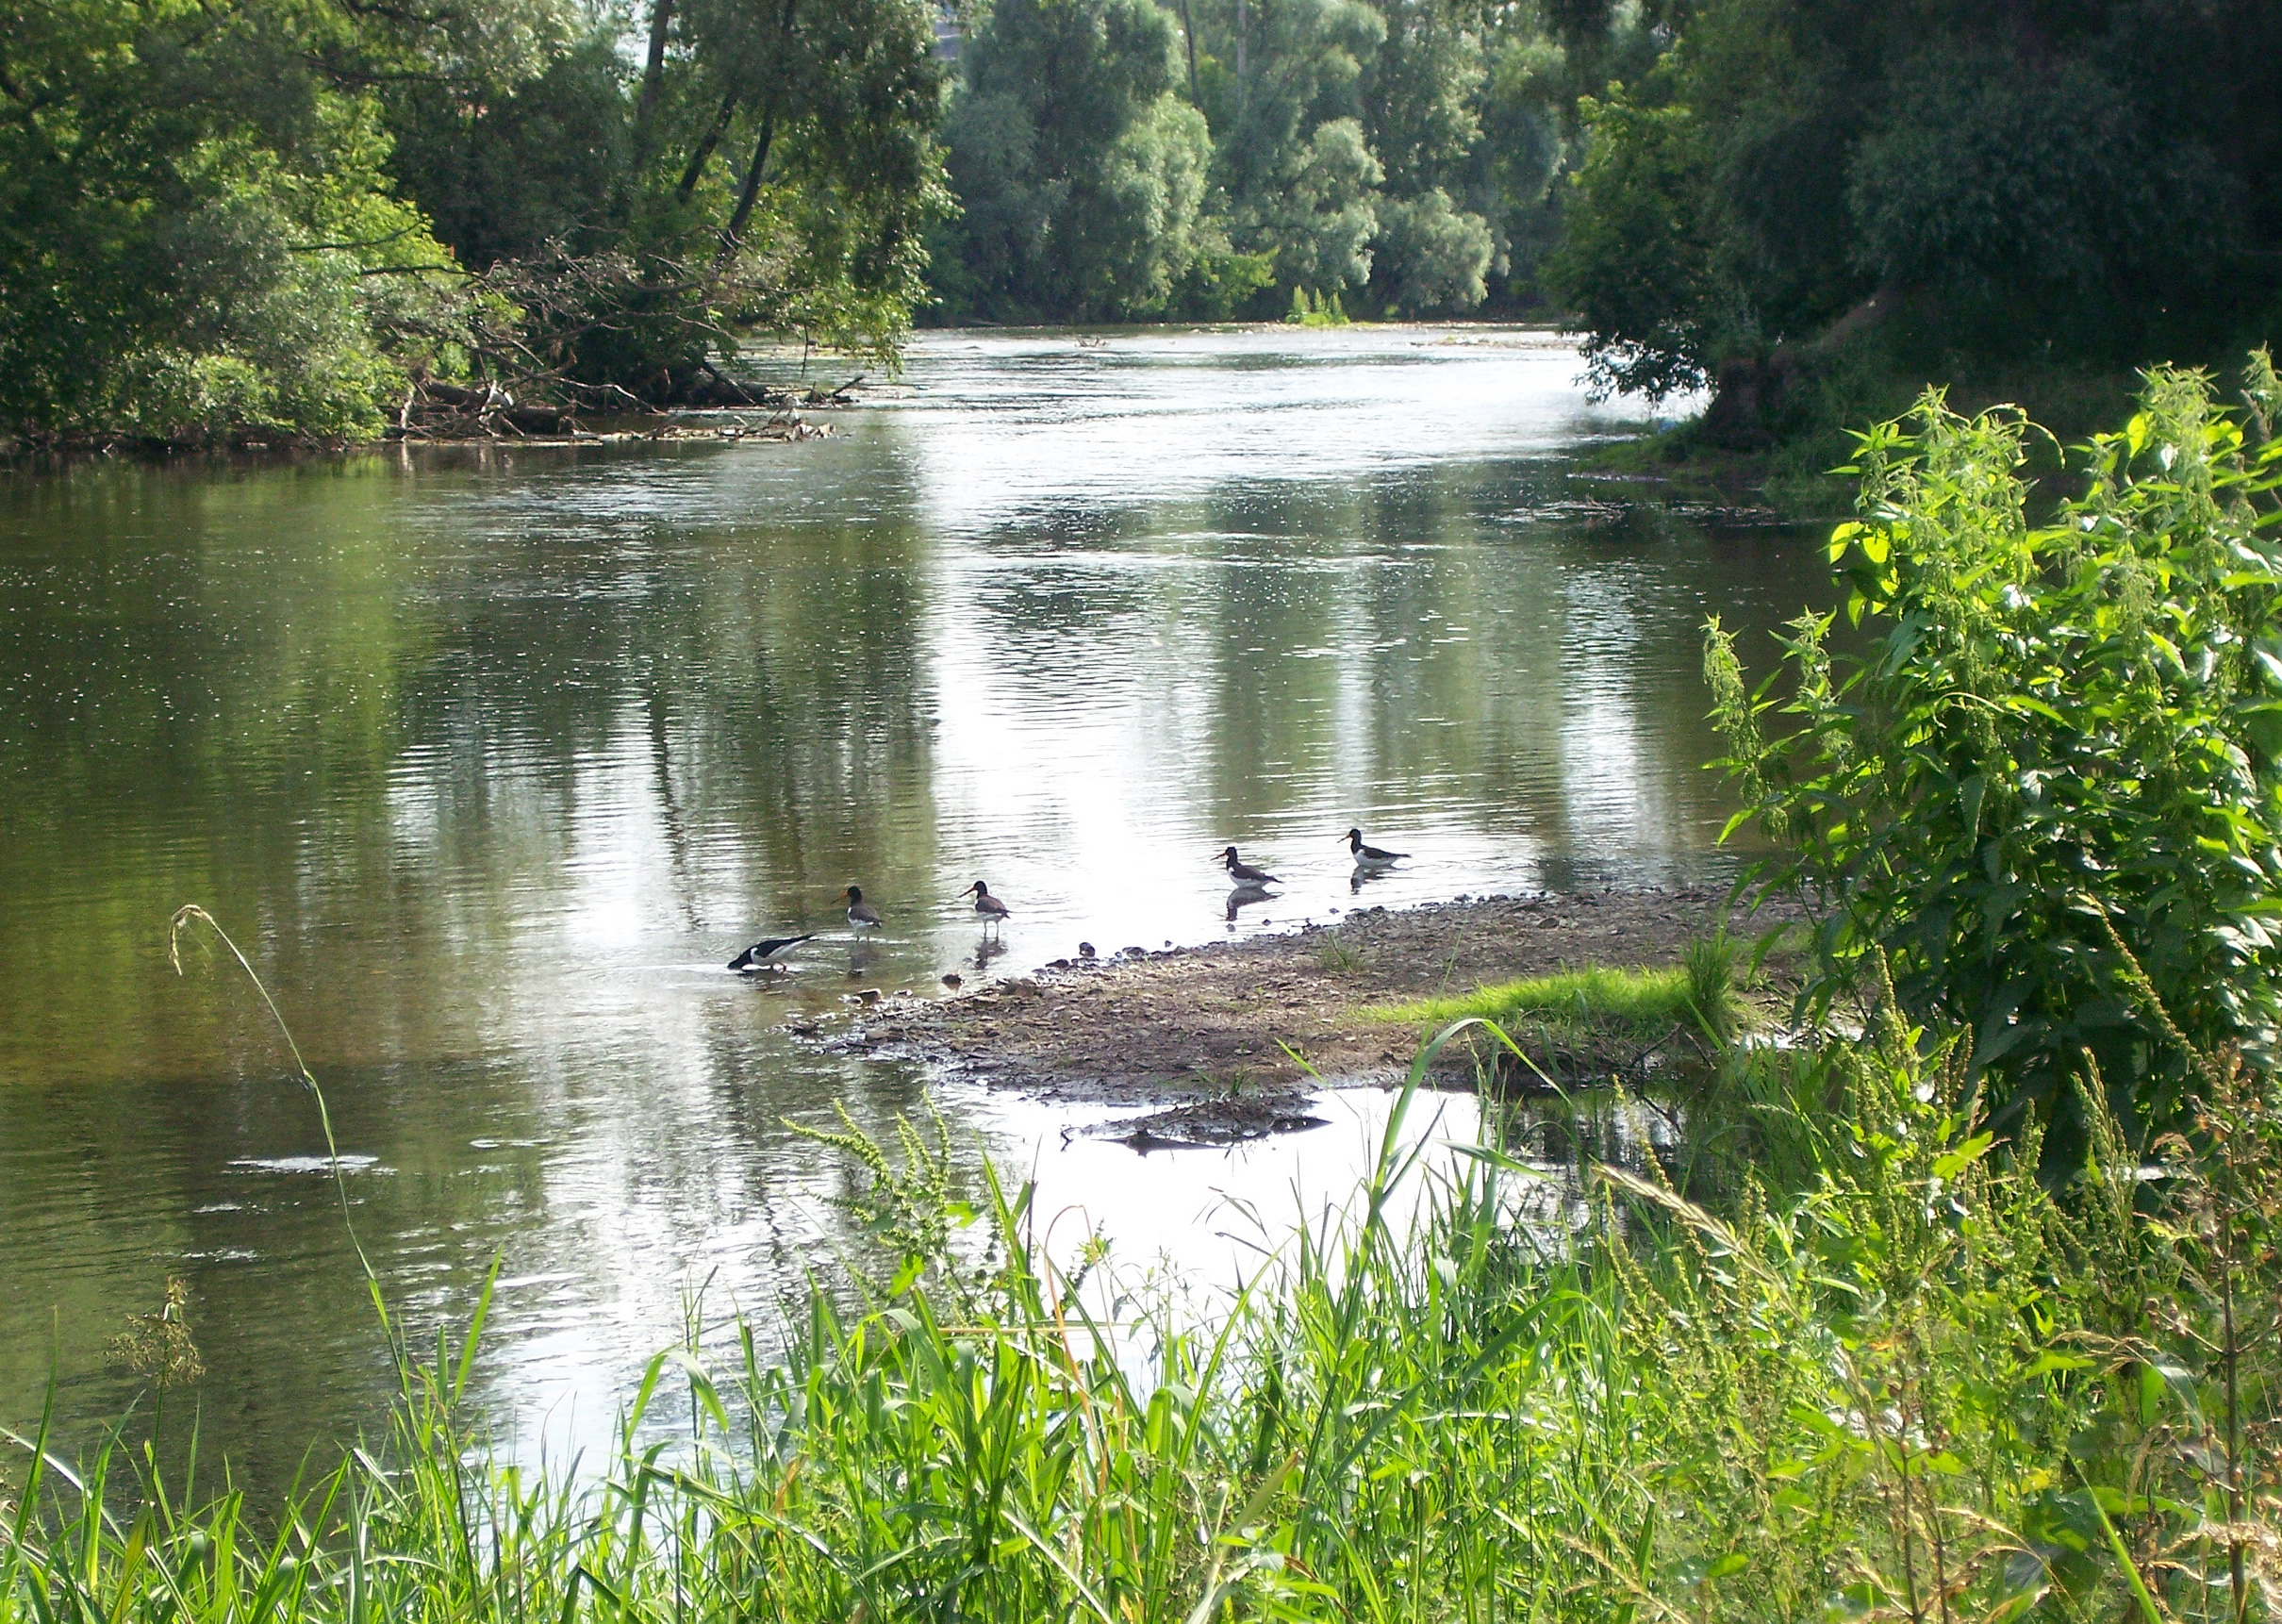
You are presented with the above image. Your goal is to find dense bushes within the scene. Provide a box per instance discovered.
[1708,361,2282,1146]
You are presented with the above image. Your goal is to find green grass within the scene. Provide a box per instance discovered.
[1378,936,1744,1056]
[1314,938,1367,974]
[1385,962,1695,1030]
[7,928,2279,1624]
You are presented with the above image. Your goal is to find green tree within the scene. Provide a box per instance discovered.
[1846,47,2235,366]
[1356,0,1491,313]
[1469,31,1568,304]
[383,36,633,270]
[1541,89,1722,400]
[388,0,949,397]
[1543,0,2282,438]
[1212,0,1384,298]
[0,0,494,442]
[0,0,951,441]
[1372,189,1490,312]
[933,0,1211,320]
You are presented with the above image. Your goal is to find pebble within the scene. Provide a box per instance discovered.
[941,972,963,988]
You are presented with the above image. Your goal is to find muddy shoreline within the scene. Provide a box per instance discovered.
[823,886,1801,1141]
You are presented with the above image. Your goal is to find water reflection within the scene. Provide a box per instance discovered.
[1225,886,1278,923]
[0,325,1832,1486]
[1004,1077,1681,1314]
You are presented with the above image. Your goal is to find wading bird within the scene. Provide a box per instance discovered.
[962,880,1010,934]
[727,934,814,972]
[1220,846,1279,886]
[1345,828,1408,868]
[843,886,883,927]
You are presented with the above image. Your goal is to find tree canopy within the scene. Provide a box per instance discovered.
[0,0,951,444]
[1541,0,2282,440]
[927,0,1592,322]
[10,0,2277,445]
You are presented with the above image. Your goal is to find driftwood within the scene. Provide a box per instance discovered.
[389,379,834,445]
[389,371,862,440]
[683,365,866,409]
[391,379,581,439]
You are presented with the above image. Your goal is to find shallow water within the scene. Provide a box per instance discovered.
[0,325,1828,1483]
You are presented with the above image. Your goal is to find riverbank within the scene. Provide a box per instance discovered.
[826,886,1804,1138]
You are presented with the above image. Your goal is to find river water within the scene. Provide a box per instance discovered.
[0,326,1828,1484]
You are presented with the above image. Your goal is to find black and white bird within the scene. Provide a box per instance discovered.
[842,886,883,928]
[1344,827,1408,868]
[962,880,1011,932]
[1219,846,1280,886]
[727,934,814,972]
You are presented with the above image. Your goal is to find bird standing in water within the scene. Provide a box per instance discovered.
[727,934,814,972]
[963,880,1010,935]
[1345,828,1408,868]
[1220,846,1280,886]
[843,886,883,928]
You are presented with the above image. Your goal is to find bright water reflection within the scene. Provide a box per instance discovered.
[0,325,1825,1484]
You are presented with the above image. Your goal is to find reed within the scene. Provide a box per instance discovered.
[6,961,2279,1621]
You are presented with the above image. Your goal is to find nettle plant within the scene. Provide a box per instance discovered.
[1707,356,2282,1146]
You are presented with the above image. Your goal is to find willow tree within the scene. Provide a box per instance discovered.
[929,0,1215,322]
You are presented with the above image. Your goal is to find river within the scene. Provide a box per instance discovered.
[0,325,1827,1485]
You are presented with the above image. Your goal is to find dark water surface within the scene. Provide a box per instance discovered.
[0,326,1827,1483]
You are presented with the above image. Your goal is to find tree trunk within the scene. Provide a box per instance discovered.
[720,108,781,253]
[1235,0,1246,118]
[676,89,740,202]
[1177,0,1199,107]
[635,0,675,154]
[719,0,802,255]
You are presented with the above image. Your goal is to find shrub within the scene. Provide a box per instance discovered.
[1706,358,2282,1146]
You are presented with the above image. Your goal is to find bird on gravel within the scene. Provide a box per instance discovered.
[727,934,814,972]
[843,886,883,928]
[1344,827,1408,869]
[962,880,1010,934]
[1219,846,1280,886]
